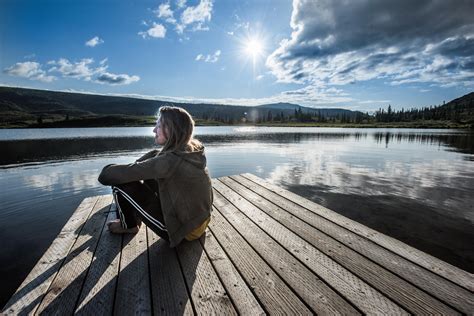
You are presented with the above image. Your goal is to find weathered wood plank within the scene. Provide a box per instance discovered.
[209,205,312,314]
[239,174,474,314]
[114,224,152,315]
[176,237,237,315]
[215,179,407,315]
[242,173,474,293]
[36,195,113,315]
[1,196,99,315]
[147,228,194,316]
[75,201,122,315]
[201,229,265,315]
[226,175,459,314]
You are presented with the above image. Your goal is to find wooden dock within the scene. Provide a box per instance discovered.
[2,173,473,315]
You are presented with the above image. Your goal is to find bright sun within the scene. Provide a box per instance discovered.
[238,33,267,75]
[245,39,263,58]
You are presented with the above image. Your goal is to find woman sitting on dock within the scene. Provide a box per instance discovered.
[98,106,213,247]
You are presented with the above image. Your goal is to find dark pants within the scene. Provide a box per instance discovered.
[112,180,169,241]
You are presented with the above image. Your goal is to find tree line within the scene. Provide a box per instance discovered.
[200,99,473,125]
[374,100,473,123]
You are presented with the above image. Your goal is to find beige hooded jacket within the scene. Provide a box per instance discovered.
[98,147,212,247]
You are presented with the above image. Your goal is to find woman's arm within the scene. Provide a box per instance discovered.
[98,153,175,185]
[135,149,159,162]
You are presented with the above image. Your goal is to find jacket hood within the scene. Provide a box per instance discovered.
[174,147,207,169]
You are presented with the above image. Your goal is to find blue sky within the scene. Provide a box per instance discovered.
[1,0,473,111]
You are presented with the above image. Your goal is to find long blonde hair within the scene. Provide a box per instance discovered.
[158,106,202,152]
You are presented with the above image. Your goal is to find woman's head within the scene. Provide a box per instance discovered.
[153,106,201,152]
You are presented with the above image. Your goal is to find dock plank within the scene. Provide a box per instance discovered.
[226,175,459,314]
[1,196,99,315]
[209,206,312,314]
[214,179,405,315]
[201,230,265,315]
[114,223,152,315]
[147,228,194,315]
[176,236,237,315]
[36,195,113,315]
[242,173,474,292]
[233,174,474,313]
[75,202,122,315]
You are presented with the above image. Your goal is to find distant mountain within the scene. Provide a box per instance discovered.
[0,86,362,126]
[258,102,301,110]
[257,102,356,117]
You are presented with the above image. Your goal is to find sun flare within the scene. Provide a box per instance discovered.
[237,32,267,75]
[244,38,263,58]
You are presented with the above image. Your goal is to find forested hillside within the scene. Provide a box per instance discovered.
[0,87,359,127]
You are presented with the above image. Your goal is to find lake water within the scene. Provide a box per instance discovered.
[1,126,474,305]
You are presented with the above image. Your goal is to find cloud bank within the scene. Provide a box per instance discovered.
[48,58,104,81]
[266,0,474,88]
[3,62,56,82]
[4,58,139,86]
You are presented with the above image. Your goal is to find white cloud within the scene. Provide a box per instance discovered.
[101,83,353,108]
[5,62,41,77]
[225,17,250,38]
[256,74,264,80]
[181,0,212,25]
[95,72,140,85]
[144,0,213,38]
[155,3,176,23]
[3,61,56,82]
[139,22,166,38]
[174,0,213,34]
[5,57,140,86]
[266,0,474,90]
[48,58,104,81]
[85,36,104,47]
[195,50,221,63]
[358,100,391,104]
[176,0,186,8]
[278,85,354,105]
[234,21,249,32]
[191,23,209,32]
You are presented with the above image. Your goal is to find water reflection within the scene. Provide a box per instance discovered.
[2,129,474,166]
[265,144,474,221]
[1,137,154,166]
[373,132,474,156]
